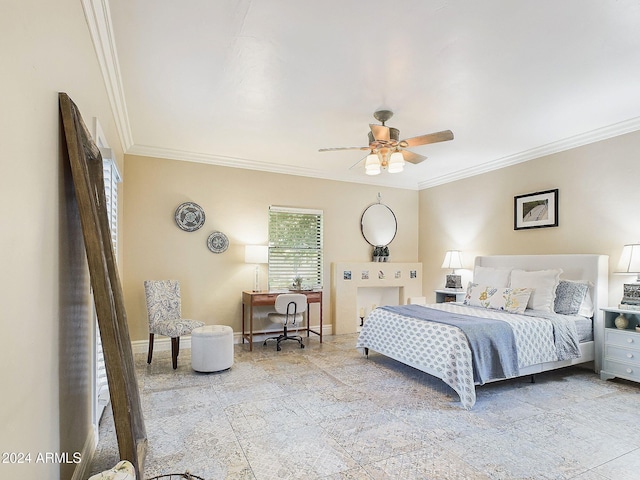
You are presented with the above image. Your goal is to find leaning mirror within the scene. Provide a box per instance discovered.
[361,203,397,246]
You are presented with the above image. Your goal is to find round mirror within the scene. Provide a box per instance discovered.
[361,203,397,246]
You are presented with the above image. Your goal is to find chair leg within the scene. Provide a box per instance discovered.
[171,337,179,369]
[273,325,305,351]
[147,333,155,364]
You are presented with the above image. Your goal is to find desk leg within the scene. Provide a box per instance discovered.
[319,300,323,343]
[241,302,245,345]
[249,303,254,351]
[305,301,323,344]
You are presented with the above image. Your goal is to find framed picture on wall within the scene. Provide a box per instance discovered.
[514,189,558,230]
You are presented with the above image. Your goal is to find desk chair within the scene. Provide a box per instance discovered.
[144,280,204,369]
[264,293,307,351]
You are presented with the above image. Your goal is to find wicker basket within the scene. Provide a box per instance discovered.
[147,474,204,480]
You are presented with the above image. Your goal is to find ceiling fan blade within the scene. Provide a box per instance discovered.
[401,150,427,164]
[401,129,454,148]
[318,146,369,152]
[369,124,390,142]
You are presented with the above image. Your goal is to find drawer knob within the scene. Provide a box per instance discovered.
[626,368,633,374]
[627,338,634,343]
[628,353,635,359]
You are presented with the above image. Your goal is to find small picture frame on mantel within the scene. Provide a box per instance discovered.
[514,189,558,230]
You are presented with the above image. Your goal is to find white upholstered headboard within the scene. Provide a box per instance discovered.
[474,254,609,370]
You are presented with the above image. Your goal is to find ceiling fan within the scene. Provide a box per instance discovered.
[319,110,454,175]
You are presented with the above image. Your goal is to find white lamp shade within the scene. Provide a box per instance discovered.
[387,151,405,173]
[441,250,463,270]
[616,243,640,273]
[365,153,381,175]
[245,245,268,264]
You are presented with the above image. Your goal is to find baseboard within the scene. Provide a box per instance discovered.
[131,325,333,355]
[71,425,98,480]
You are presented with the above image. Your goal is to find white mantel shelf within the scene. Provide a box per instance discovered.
[331,262,423,335]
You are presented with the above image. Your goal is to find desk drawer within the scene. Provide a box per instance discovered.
[304,291,322,302]
[252,293,279,305]
[250,291,322,306]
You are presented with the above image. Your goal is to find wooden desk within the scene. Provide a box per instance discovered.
[241,290,323,351]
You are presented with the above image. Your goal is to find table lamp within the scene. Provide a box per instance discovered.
[245,245,269,292]
[615,243,640,305]
[441,250,463,289]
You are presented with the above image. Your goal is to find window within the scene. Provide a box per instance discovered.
[101,148,120,253]
[268,206,323,290]
[94,148,121,424]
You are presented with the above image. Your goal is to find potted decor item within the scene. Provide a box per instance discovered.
[291,276,304,291]
[372,246,390,262]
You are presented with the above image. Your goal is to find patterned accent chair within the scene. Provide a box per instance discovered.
[144,280,204,369]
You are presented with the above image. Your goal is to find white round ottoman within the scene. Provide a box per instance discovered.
[191,325,234,372]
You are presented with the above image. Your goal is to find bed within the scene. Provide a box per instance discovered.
[355,254,609,409]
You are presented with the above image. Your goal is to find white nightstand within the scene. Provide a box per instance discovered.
[434,289,466,303]
[600,307,640,384]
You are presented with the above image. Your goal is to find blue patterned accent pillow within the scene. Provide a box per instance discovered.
[554,280,589,315]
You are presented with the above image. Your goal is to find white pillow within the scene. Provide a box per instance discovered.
[464,282,532,314]
[473,266,512,288]
[509,268,562,312]
[578,285,595,317]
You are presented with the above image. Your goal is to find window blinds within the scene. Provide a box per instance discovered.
[96,152,121,418]
[268,206,323,290]
[101,148,121,253]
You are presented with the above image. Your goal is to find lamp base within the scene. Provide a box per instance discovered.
[445,274,462,289]
[621,283,640,305]
[253,264,261,292]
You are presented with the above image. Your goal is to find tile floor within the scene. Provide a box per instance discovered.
[88,334,640,479]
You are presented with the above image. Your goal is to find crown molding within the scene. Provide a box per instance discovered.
[126,144,421,190]
[419,116,640,189]
[127,115,640,192]
[81,0,133,151]
[81,1,639,192]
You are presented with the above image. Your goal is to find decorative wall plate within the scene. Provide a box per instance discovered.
[207,231,229,253]
[175,202,205,232]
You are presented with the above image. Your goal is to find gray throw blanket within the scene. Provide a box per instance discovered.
[522,310,581,360]
[380,305,519,384]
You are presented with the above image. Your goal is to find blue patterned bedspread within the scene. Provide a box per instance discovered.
[380,305,519,384]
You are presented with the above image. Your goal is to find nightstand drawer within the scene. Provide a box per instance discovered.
[605,345,640,365]
[602,361,640,382]
[605,329,640,350]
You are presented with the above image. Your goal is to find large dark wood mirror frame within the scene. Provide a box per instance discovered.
[59,93,147,477]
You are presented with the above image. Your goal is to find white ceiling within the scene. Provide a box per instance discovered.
[107,0,640,190]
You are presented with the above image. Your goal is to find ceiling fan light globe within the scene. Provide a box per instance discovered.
[365,153,381,175]
[388,151,405,173]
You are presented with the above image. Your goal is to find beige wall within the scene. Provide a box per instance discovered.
[122,155,419,342]
[4,3,639,477]
[1,1,124,479]
[418,129,640,304]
